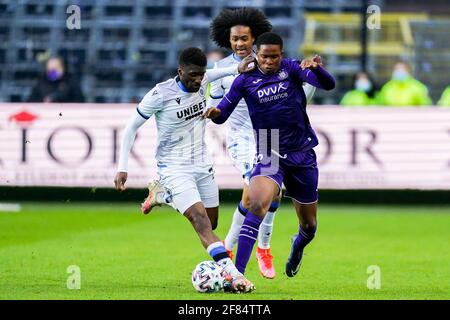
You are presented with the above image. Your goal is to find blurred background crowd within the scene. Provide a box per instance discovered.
[0,0,448,106]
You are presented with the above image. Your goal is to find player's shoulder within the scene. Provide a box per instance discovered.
[237,66,260,81]
[140,78,178,107]
[150,77,181,101]
[282,58,301,69]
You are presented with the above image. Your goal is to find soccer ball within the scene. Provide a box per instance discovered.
[191,260,225,293]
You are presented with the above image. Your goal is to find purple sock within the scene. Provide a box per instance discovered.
[235,212,263,274]
[293,225,317,252]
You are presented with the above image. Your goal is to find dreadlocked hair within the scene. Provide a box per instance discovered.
[210,7,272,49]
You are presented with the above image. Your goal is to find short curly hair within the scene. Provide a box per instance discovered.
[255,32,283,50]
[178,47,207,67]
[210,8,272,49]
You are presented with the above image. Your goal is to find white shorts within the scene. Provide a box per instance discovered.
[226,129,256,185]
[158,164,219,214]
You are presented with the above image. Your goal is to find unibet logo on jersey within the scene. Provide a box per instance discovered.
[176,99,206,121]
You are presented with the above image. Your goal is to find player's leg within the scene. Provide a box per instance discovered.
[205,206,218,230]
[283,150,319,277]
[285,200,317,277]
[180,172,254,293]
[222,134,254,255]
[197,165,220,231]
[223,182,249,257]
[222,132,280,276]
[183,202,254,293]
[255,189,280,279]
[235,175,280,274]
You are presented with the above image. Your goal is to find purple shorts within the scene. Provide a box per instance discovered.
[249,149,319,204]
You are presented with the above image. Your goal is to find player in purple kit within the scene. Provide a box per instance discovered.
[204,32,335,277]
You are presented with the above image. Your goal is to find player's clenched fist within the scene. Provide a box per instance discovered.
[238,55,256,73]
[114,171,128,192]
[202,107,222,120]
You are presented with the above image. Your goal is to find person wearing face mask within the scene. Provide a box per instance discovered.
[378,62,432,106]
[340,71,379,106]
[28,56,85,103]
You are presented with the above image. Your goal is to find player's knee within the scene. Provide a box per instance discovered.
[241,196,251,210]
[273,193,282,202]
[303,221,317,234]
[187,210,212,232]
[248,199,265,216]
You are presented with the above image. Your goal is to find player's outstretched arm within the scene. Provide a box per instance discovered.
[202,107,221,120]
[203,76,245,124]
[301,55,322,102]
[115,111,147,191]
[296,55,335,90]
[205,55,256,83]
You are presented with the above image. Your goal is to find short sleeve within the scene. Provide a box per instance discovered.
[137,86,163,119]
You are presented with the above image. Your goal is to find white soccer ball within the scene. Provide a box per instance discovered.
[191,260,225,293]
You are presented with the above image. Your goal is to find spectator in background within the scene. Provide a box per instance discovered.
[378,61,432,106]
[437,86,450,106]
[28,56,85,103]
[340,71,380,106]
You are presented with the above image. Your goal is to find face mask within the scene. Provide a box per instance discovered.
[47,69,63,81]
[392,69,410,81]
[355,79,372,92]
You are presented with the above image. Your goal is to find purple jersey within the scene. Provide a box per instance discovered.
[212,59,335,154]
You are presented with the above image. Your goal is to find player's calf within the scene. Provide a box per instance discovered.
[285,225,316,277]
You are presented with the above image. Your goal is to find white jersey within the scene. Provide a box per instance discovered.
[117,66,239,172]
[208,54,253,133]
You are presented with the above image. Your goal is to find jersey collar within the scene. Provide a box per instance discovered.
[232,53,242,62]
[175,76,190,93]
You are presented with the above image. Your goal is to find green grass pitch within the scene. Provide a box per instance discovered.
[0,202,449,300]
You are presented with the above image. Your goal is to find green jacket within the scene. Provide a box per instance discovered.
[340,90,379,106]
[378,77,432,106]
[438,86,450,107]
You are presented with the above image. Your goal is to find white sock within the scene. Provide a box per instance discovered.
[224,204,246,250]
[206,242,242,278]
[258,210,276,249]
[217,257,242,278]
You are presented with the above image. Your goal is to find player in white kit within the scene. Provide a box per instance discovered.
[208,8,316,279]
[114,47,256,293]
